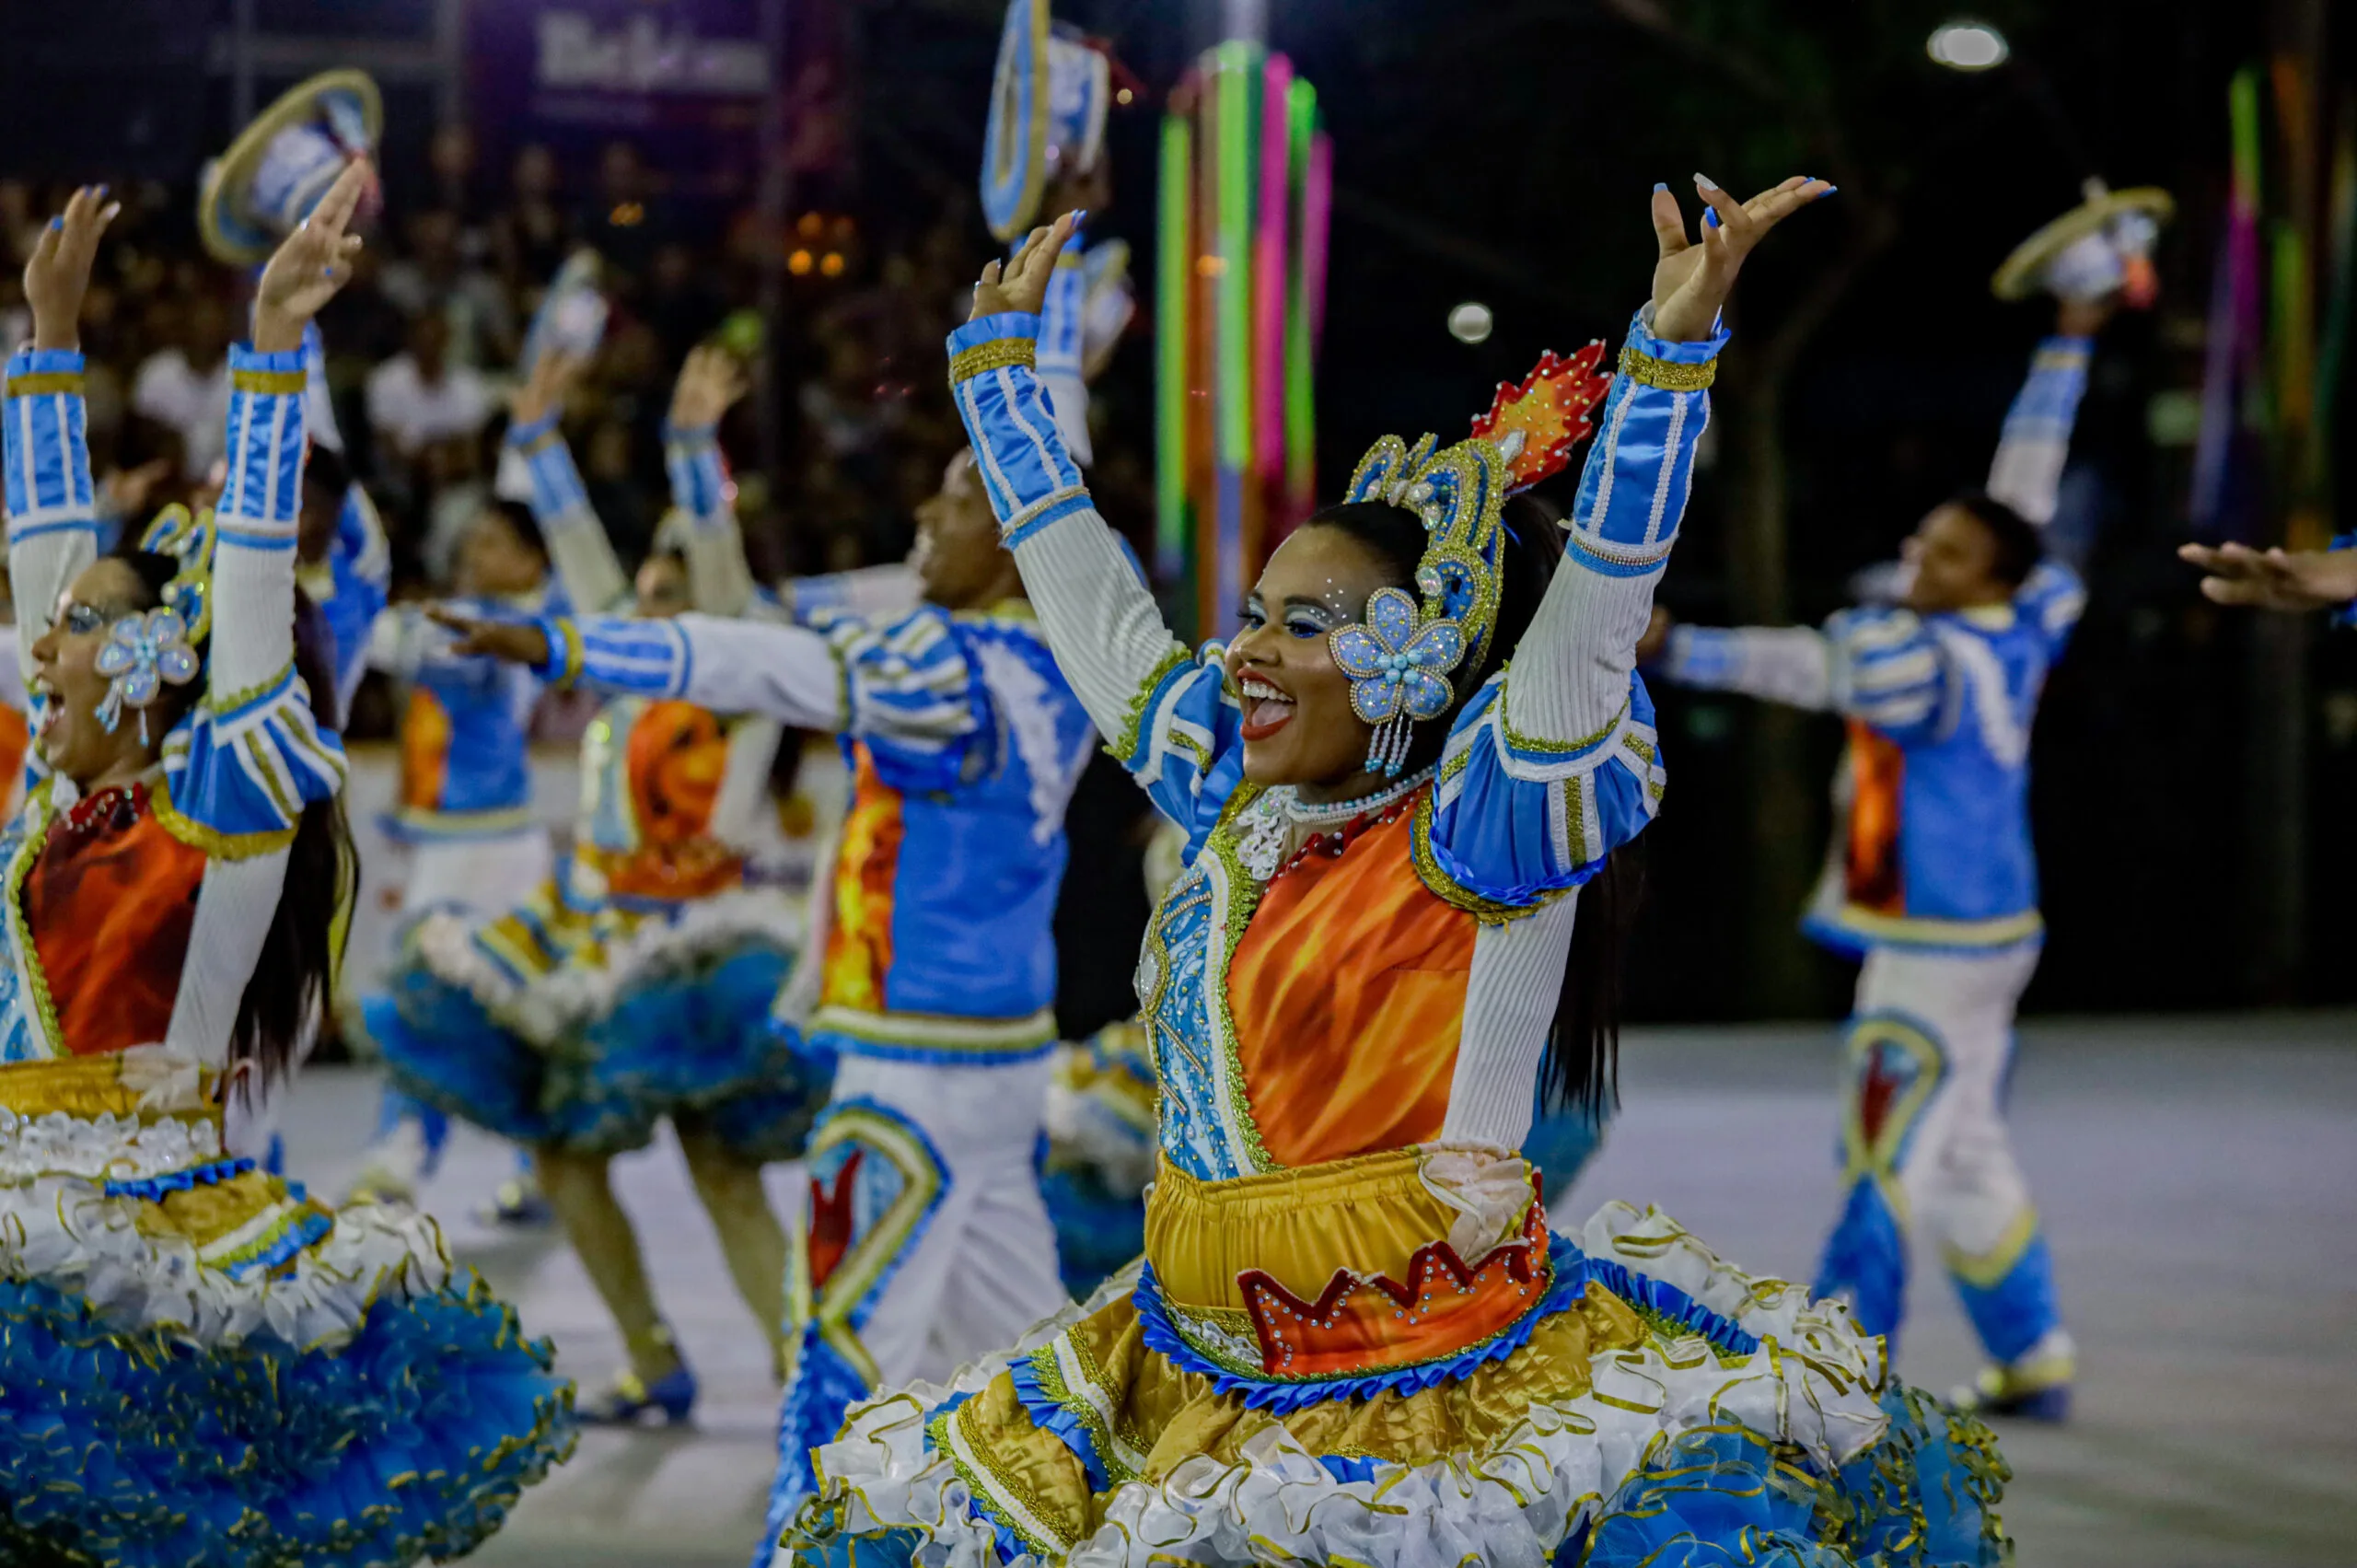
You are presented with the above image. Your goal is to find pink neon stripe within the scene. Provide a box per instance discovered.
[1304,132,1332,355]
[1252,54,1294,485]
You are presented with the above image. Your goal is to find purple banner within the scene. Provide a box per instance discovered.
[468,0,778,206]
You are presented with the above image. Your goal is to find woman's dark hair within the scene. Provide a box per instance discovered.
[1302,495,1643,1123]
[487,498,553,566]
[118,545,356,1088]
[1946,489,2042,588]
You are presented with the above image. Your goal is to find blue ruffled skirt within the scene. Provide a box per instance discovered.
[0,1054,575,1568]
[374,896,828,1161]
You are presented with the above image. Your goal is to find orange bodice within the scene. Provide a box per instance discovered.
[21,786,207,1057]
[1227,798,1477,1167]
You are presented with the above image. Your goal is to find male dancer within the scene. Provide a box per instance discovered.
[444,445,1094,1519]
[1644,275,2125,1421]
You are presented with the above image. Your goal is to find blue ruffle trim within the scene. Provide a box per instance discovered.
[102,1156,257,1201]
[760,1328,877,1567]
[1585,1423,1840,1568]
[1008,1353,1109,1490]
[1583,1255,1760,1359]
[374,935,827,1160]
[220,1209,335,1282]
[0,1271,575,1568]
[1814,1178,1910,1347]
[1129,1233,1593,1415]
[914,1390,1024,1567]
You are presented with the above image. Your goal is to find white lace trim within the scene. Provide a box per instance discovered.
[414,888,800,1047]
[0,1100,455,1348]
[791,1203,1890,1568]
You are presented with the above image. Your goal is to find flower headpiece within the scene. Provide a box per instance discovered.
[93,505,217,742]
[1329,343,1611,774]
[138,503,219,646]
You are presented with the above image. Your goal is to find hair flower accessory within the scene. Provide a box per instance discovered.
[95,608,200,742]
[1330,587,1465,776]
[1329,344,1613,776]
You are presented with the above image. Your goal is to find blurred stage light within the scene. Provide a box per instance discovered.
[820,252,845,277]
[788,249,814,275]
[1447,301,1493,345]
[1927,20,2008,71]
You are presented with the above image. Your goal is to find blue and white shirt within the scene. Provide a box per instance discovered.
[1660,335,2093,955]
[532,596,1096,1064]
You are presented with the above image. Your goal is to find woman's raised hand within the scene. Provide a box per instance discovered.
[1649,175,1834,343]
[668,343,750,431]
[969,211,1079,323]
[513,347,588,429]
[253,160,371,353]
[25,185,121,353]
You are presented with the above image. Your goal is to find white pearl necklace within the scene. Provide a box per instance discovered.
[1283,763,1439,826]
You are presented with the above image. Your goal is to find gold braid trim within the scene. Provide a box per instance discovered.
[1109,646,1194,764]
[1618,343,1717,392]
[154,774,299,861]
[231,368,306,395]
[948,337,1037,385]
[1408,790,1573,926]
[5,371,84,398]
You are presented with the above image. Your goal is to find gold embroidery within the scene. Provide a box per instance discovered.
[5,371,85,398]
[948,337,1038,384]
[230,368,306,395]
[1109,646,1193,764]
[1408,790,1570,926]
[1200,785,1277,1174]
[1617,344,1716,392]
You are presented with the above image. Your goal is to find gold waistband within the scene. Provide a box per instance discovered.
[0,1054,220,1123]
[1144,1149,1475,1311]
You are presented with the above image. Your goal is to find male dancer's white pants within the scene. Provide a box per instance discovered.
[1814,943,2069,1371]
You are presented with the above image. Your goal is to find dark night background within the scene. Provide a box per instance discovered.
[2,0,2349,1024]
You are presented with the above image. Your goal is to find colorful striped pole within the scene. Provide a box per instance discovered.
[1155,42,1329,644]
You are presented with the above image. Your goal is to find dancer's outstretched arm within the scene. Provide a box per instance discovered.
[661,345,762,620]
[2179,540,2357,616]
[505,350,632,616]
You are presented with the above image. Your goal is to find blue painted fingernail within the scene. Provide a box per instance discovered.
[48,216,62,231]
[1820,185,1839,195]
[1653,182,1667,193]
[1704,209,1720,228]
[95,184,108,197]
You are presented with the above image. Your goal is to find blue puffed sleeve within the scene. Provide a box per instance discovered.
[160,345,348,857]
[1822,606,1945,745]
[810,604,987,791]
[1418,308,1721,914]
[1106,645,1247,861]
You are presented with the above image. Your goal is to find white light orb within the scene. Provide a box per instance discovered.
[1447,301,1494,345]
[1927,20,2009,71]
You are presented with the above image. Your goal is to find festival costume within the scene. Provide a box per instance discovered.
[760,308,2012,1568]
[515,499,1096,1526]
[371,412,815,1167]
[0,344,573,1565]
[1657,333,2093,1410]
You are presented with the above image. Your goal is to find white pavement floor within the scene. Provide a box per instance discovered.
[277,1012,2357,1567]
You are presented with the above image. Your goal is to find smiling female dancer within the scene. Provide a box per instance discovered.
[0,168,571,1568]
[758,176,2013,1568]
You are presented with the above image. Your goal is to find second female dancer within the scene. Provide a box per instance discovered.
[766,176,2014,1568]
[372,343,821,1423]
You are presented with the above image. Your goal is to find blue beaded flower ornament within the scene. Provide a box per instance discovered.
[94,608,200,742]
[1328,344,1610,775]
[1329,587,1465,776]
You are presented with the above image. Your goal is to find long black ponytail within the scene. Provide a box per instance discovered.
[117,546,356,1087]
[1301,496,1645,1124]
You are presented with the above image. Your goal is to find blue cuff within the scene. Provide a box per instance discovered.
[506,409,561,447]
[6,347,86,382]
[1621,306,1729,366]
[533,615,581,684]
[227,343,306,377]
[947,313,1044,385]
[2334,535,2357,631]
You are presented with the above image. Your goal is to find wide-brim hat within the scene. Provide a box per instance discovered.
[198,69,382,265]
[1991,183,2174,301]
[981,0,1113,241]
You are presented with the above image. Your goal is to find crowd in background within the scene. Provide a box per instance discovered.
[0,125,1080,742]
